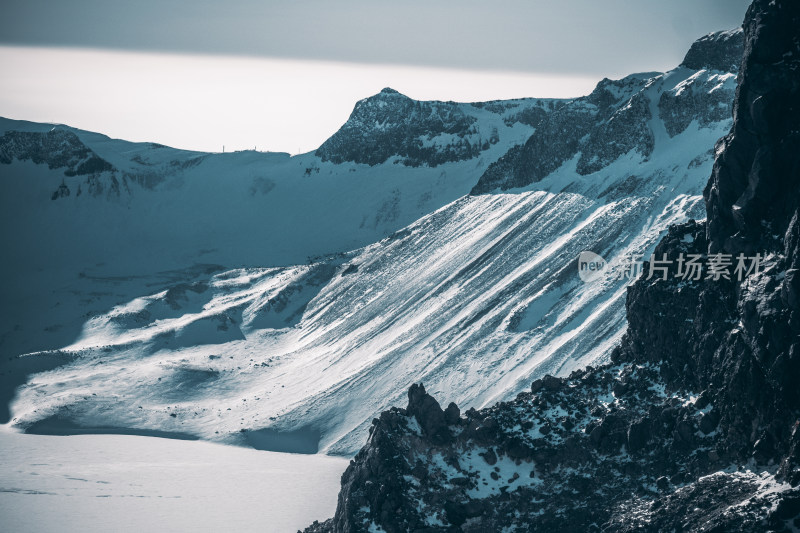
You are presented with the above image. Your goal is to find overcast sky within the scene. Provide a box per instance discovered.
[0,0,750,153]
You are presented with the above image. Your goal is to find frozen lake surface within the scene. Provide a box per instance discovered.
[0,427,347,532]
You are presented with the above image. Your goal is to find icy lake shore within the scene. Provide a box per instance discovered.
[0,426,347,532]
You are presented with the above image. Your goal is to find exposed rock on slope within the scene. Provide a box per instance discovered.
[305,1,800,530]
[0,123,212,200]
[316,87,558,167]
[0,129,114,177]
[471,29,743,194]
[470,73,655,193]
[658,30,743,138]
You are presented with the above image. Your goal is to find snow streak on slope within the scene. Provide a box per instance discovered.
[6,70,732,454]
[0,99,539,360]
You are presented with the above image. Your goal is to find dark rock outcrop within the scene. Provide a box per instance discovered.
[0,129,114,177]
[704,8,800,256]
[304,1,800,531]
[406,383,451,445]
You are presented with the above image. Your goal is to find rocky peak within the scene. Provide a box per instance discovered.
[363,87,410,105]
[406,383,452,445]
[680,28,745,72]
[315,88,482,167]
[314,87,554,168]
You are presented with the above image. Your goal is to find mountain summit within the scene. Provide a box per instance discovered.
[315,88,551,167]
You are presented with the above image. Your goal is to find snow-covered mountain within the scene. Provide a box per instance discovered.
[306,2,800,529]
[0,96,542,361]
[1,29,742,455]
[472,27,743,194]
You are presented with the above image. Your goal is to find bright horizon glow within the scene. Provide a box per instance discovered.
[0,46,600,154]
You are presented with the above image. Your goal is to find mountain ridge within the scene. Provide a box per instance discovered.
[315,87,559,168]
[470,28,743,195]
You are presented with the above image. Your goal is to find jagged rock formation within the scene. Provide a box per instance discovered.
[658,30,744,138]
[470,29,743,194]
[306,366,793,532]
[304,0,800,531]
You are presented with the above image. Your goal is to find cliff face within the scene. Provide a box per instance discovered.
[705,2,800,258]
[624,0,800,480]
[680,28,744,72]
[305,1,800,531]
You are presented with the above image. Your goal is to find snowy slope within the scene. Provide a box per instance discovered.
[1,31,742,455]
[0,96,541,361]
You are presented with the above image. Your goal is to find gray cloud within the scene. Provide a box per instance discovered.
[0,0,750,76]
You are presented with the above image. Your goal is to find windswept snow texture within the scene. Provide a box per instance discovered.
[1,60,736,455]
